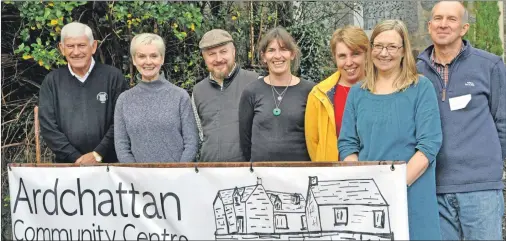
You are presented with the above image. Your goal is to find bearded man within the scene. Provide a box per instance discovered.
[191,29,259,162]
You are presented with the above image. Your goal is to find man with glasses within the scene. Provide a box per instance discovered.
[416,1,505,240]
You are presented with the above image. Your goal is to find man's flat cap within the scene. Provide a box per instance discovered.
[199,29,233,50]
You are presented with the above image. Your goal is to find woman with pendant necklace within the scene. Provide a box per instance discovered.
[239,27,315,162]
[305,26,369,162]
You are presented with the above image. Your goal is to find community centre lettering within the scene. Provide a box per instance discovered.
[11,177,187,241]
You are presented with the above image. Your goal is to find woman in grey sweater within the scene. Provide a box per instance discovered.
[114,33,198,163]
[239,27,315,162]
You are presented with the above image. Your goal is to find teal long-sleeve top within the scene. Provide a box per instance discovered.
[338,76,443,240]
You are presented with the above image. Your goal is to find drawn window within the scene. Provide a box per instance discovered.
[373,210,385,228]
[275,214,288,229]
[274,201,282,210]
[334,207,348,226]
[236,216,244,233]
[234,196,240,206]
[301,215,307,230]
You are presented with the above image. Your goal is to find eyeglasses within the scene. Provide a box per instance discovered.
[371,44,403,53]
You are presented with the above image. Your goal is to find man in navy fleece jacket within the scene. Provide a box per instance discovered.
[417,1,506,240]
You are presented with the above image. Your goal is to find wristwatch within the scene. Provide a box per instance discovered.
[92,151,103,162]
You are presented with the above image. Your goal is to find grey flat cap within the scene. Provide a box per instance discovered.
[199,29,233,50]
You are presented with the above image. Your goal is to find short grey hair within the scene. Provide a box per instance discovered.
[60,22,94,44]
[130,33,166,57]
[461,6,469,24]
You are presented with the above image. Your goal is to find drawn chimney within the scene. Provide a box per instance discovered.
[309,176,318,186]
[291,193,301,205]
[257,177,262,185]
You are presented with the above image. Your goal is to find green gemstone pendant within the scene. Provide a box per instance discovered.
[273,108,281,116]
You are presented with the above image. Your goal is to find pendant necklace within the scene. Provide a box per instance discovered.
[268,75,292,116]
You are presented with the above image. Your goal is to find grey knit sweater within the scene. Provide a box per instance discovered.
[114,76,198,162]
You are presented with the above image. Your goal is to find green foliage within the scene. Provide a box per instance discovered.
[3,196,9,207]
[102,1,204,85]
[108,1,202,39]
[6,1,353,89]
[8,1,86,69]
[289,22,335,82]
[465,1,504,56]
[7,1,205,86]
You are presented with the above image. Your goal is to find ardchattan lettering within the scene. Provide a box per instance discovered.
[12,178,181,220]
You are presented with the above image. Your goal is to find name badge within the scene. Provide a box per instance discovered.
[449,94,471,111]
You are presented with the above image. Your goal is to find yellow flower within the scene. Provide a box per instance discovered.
[50,19,58,26]
[172,23,178,28]
[127,14,132,18]
[30,26,36,30]
[231,16,237,21]
[135,18,141,22]
[38,60,44,66]
[22,55,33,60]
[127,20,132,24]
[190,23,195,31]
[48,2,54,7]
[181,32,187,38]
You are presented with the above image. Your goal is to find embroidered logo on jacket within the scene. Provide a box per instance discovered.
[97,92,108,103]
[465,81,475,87]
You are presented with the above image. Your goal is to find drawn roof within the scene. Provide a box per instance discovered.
[216,189,235,205]
[215,185,259,205]
[239,186,258,202]
[266,191,306,212]
[309,179,387,206]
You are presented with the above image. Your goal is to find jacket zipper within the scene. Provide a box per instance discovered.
[423,49,465,102]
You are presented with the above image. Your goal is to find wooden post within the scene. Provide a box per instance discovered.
[34,106,41,163]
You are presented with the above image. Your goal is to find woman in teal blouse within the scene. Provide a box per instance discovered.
[338,20,442,240]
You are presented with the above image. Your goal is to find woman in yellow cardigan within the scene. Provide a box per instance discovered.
[305,26,369,161]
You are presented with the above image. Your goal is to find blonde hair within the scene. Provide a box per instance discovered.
[362,19,418,92]
[330,25,370,63]
[130,33,166,57]
[257,27,301,72]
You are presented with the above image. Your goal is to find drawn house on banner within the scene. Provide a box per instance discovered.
[306,177,393,240]
[213,178,274,234]
[266,191,307,233]
[213,177,394,240]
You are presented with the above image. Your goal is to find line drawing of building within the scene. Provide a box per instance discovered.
[266,190,307,233]
[213,177,394,240]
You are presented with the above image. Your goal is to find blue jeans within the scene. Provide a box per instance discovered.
[437,190,504,240]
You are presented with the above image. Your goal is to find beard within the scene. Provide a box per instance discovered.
[210,62,234,79]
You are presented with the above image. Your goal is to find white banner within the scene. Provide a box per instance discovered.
[9,164,409,241]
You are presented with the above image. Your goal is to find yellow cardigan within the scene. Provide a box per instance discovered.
[305,71,341,162]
